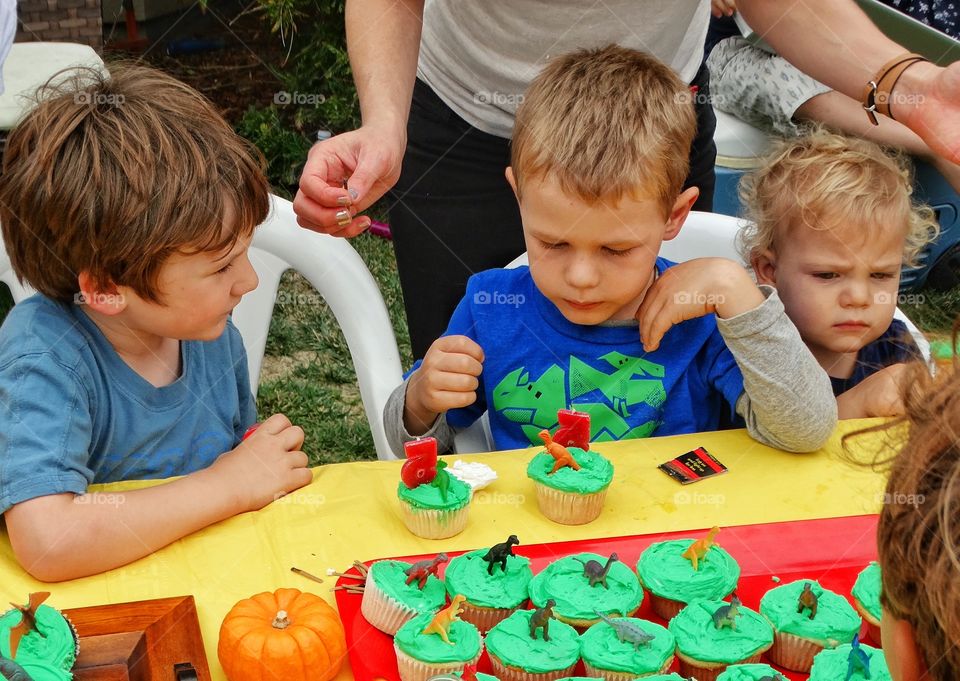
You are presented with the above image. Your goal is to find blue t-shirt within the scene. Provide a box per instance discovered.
[830,318,920,396]
[0,295,257,513]
[411,262,745,451]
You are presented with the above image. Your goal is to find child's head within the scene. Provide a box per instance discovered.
[507,44,699,325]
[0,63,268,340]
[740,129,938,364]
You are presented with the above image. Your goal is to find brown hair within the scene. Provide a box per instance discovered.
[738,127,938,267]
[511,44,696,215]
[0,62,269,303]
[845,341,960,680]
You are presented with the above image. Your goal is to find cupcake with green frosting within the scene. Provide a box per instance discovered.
[454,668,499,681]
[668,597,774,681]
[633,676,690,681]
[528,553,642,628]
[361,557,449,635]
[526,436,613,525]
[851,562,882,645]
[808,639,891,681]
[636,532,740,620]
[579,615,675,680]
[716,663,788,680]
[393,601,483,681]
[485,608,581,681]
[398,458,472,539]
[444,542,533,633]
[0,593,79,681]
[759,579,861,672]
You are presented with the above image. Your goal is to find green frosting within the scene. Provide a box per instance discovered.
[579,617,674,674]
[0,604,77,680]
[398,473,471,510]
[636,676,689,681]
[668,599,773,664]
[808,642,891,681]
[759,580,861,644]
[528,553,642,621]
[637,539,740,602]
[454,673,498,681]
[444,549,532,609]
[394,611,482,663]
[526,447,613,494]
[485,609,580,672]
[851,562,882,622]
[369,560,447,612]
[717,663,787,680]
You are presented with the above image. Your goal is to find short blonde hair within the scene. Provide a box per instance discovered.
[738,128,938,267]
[511,44,696,215]
[0,62,269,304]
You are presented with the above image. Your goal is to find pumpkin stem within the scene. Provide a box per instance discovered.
[272,610,291,629]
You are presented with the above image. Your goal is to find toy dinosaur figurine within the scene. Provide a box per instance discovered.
[573,553,618,589]
[0,656,33,681]
[681,526,720,571]
[404,553,449,589]
[529,599,556,642]
[594,611,654,650]
[482,535,520,575]
[797,582,819,620]
[846,634,872,680]
[538,430,582,474]
[421,594,466,645]
[7,592,50,659]
[712,595,742,631]
[757,675,786,681]
[433,460,451,502]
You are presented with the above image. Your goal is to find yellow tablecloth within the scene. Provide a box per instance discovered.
[0,420,894,680]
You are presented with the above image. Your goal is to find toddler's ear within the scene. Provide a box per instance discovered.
[752,250,778,286]
[664,187,700,240]
[76,271,127,315]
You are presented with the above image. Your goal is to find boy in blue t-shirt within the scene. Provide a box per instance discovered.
[384,45,838,455]
[740,128,938,418]
[0,65,311,580]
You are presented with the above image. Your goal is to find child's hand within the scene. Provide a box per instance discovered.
[211,413,311,512]
[405,335,484,434]
[837,364,910,418]
[636,258,765,352]
[711,0,736,17]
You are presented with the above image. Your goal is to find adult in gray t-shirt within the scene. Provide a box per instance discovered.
[294,0,960,359]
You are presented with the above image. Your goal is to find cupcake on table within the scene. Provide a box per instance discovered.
[393,595,483,681]
[444,535,534,633]
[808,634,891,681]
[361,554,449,635]
[525,410,613,525]
[851,562,883,645]
[637,526,741,620]
[485,603,581,681]
[716,663,788,680]
[528,552,642,628]
[578,612,676,680]
[759,579,862,672]
[398,437,472,539]
[0,592,79,681]
[668,596,774,681]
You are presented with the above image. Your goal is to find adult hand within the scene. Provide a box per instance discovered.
[293,123,406,237]
[898,61,960,165]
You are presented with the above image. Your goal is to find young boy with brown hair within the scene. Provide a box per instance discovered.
[384,45,837,455]
[0,64,311,581]
[739,129,939,419]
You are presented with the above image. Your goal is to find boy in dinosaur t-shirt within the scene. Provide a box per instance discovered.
[383,45,836,455]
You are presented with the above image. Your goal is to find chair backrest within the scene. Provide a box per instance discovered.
[0,195,404,461]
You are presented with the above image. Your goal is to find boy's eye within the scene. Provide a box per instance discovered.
[871,272,896,280]
[603,246,634,257]
[812,272,837,280]
[216,262,235,275]
[540,240,567,250]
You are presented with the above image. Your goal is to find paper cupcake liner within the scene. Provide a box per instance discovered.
[767,630,825,672]
[394,644,482,681]
[534,483,607,525]
[488,653,577,681]
[583,654,674,680]
[676,648,766,681]
[360,573,420,635]
[854,599,883,646]
[460,601,520,633]
[648,593,686,621]
[400,502,469,539]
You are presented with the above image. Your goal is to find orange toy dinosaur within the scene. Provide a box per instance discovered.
[538,430,581,474]
[8,592,50,658]
[421,594,467,645]
[681,526,720,571]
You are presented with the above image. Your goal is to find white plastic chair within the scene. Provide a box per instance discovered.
[0,194,405,461]
[453,210,930,453]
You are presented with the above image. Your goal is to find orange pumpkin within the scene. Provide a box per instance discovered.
[218,588,347,681]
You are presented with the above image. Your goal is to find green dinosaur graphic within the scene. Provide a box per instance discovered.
[491,365,567,435]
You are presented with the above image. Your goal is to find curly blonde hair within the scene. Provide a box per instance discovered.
[737,128,938,268]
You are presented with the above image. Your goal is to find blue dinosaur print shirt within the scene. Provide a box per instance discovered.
[409,262,745,451]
